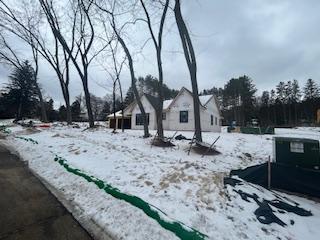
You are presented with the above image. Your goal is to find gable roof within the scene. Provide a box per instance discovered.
[107,110,122,118]
[144,94,160,111]
[163,99,173,110]
[199,95,214,106]
[124,87,219,114]
[165,87,211,110]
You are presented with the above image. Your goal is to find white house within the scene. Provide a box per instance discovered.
[119,87,222,132]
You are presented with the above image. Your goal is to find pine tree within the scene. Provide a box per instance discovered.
[71,100,81,121]
[291,80,301,124]
[100,101,111,120]
[304,79,320,100]
[276,81,287,124]
[223,75,257,125]
[261,91,270,106]
[303,79,320,123]
[7,61,39,120]
[270,89,277,124]
[291,80,302,102]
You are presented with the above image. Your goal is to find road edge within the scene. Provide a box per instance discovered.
[0,140,115,240]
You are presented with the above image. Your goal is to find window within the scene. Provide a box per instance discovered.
[215,117,218,125]
[211,115,214,125]
[162,112,166,120]
[290,142,304,153]
[135,113,149,125]
[180,111,188,123]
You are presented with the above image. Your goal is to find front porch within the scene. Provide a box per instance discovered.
[107,111,131,129]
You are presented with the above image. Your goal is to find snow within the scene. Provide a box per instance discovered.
[163,99,173,110]
[1,122,320,240]
[199,95,212,106]
[107,111,124,118]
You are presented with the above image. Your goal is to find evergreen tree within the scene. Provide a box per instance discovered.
[71,100,81,121]
[276,81,286,103]
[304,79,319,100]
[124,86,134,108]
[291,80,302,103]
[46,99,58,121]
[285,81,293,123]
[303,79,320,123]
[269,89,277,124]
[261,91,270,106]
[291,80,301,124]
[58,105,67,121]
[7,61,39,120]
[124,75,179,108]
[276,81,287,124]
[100,101,111,120]
[223,75,257,125]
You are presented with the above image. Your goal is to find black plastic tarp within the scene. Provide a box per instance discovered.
[230,163,320,198]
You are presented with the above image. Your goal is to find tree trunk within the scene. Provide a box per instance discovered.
[113,80,117,132]
[294,103,298,125]
[174,0,202,142]
[65,94,72,125]
[82,75,94,128]
[16,94,23,121]
[33,49,48,123]
[273,106,277,125]
[36,85,48,123]
[65,57,72,125]
[115,31,149,137]
[140,0,169,139]
[57,74,72,125]
[156,49,164,139]
[118,79,125,132]
[282,104,286,125]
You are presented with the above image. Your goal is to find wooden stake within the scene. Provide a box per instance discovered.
[201,136,220,158]
[187,133,196,155]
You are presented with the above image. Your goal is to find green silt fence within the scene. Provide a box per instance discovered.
[54,156,207,240]
[13,132,207,240]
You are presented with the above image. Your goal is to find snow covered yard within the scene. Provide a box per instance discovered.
[1,121,320,240]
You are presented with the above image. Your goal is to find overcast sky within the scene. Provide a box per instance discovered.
[1,0,320,106]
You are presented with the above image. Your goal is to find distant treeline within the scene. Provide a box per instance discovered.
[201,76,320,126]
[0,65,319,126]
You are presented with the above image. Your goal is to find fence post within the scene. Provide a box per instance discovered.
[268,156,271,189]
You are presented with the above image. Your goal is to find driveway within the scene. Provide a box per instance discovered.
[0,145,93,240]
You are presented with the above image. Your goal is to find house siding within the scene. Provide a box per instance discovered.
[131,95,157,130]
[163,89,221,132]
[200,97,221,132]
[127,88,221,133]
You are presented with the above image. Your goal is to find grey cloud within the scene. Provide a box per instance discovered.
[1,0,320,103]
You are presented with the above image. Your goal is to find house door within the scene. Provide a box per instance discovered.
[117,118,131,129]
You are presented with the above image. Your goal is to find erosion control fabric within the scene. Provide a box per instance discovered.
[15,135,207,240]
[54,156,207,240]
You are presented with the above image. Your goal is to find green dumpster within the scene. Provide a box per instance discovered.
[273,137,320,170]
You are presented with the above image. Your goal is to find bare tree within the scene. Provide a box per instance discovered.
[0,0,73,124]
[39,0,107,128]
[98,21,127,132]
[110,42,126,132]
[96,0,150,137]
[29,39,48,122]
[139,0,169,140]
[174,0,202,142]
[0,2,48,122]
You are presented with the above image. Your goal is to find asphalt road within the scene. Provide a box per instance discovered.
[0,145,93,240]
